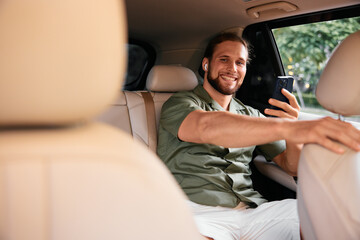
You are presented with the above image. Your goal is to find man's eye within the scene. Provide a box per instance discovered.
[237,61,245,66]
[220,58,227,62]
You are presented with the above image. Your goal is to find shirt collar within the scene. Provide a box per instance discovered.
[193,84,246,112]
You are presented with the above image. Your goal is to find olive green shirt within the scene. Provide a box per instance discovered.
[157,85,286,208]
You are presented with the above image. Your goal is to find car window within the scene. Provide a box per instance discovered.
[123,42,155,90]
[272,16,360,122]
[238,26,283,114]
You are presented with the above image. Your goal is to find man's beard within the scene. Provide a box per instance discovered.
[207,65,241,95]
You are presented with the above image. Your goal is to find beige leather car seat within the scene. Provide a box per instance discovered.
[297,30,360,240]
[0,1,201,240]
[97,65,198,151]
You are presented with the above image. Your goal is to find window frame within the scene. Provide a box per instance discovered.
[267,4,360,30]
[239,4,360,115]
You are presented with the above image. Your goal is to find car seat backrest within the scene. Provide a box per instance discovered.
[96,92,133,134]
[298,30,360,240]
[97,65,198,151]
[0,1,201,239]
[315,31,360,116]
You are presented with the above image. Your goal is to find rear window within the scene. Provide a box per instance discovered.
[123,42,155,90]
[272,16,360,122]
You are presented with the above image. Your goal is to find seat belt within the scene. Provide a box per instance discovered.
[140,92,157,152]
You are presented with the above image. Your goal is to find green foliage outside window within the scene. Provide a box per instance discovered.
[273,17,360,103]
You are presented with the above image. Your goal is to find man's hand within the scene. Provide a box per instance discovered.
[265,88,300,120]
[284,117,360,154]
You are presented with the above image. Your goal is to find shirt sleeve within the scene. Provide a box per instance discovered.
[255,140,286,161]
[160,91,202,138]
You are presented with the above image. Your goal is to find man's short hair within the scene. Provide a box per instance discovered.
[203,32,250,62]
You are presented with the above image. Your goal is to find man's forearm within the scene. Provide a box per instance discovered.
[284,142,302,176]
[179,110,286,148]
[179,110,360,155]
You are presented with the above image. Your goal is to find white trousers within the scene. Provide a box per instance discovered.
[187,199,300,240]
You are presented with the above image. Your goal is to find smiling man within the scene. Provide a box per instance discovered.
[157,33,360,240]
[204,40,247,97]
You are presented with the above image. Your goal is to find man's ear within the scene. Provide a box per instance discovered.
[202,58,209,72]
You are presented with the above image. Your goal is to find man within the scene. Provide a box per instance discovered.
[157,33,360,240]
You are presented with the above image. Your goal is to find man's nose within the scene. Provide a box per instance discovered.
[227,61,237,72]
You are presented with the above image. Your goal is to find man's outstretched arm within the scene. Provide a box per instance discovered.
[178,107,360,157]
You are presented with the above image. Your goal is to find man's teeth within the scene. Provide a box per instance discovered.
[222,75,237,81]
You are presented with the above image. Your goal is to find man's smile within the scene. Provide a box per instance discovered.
[220,73,238,82]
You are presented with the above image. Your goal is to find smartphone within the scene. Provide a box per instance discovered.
[270,76,294,111]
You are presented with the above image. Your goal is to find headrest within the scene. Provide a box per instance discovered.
[0,0,127,126]
[316,31,360,116]
[146,65,198,92]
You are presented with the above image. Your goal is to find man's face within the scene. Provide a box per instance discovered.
[206,41,248,95]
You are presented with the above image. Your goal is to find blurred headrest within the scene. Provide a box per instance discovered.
[0,0,127,126]
[146,65,198,92]
[316,31,360,116]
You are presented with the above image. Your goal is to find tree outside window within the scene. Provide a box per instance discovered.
[273,17,360,121]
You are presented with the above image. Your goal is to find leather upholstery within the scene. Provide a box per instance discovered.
[0,124,200,240]
[0,0,125,125]
[0,1,201,239]
[253,155,297,192]
[98,65,199,148]
[316,31,360,116]
[298,30,360,240]
[95,92,133,134]
[299,144,360,239]
[146,65,199,92]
